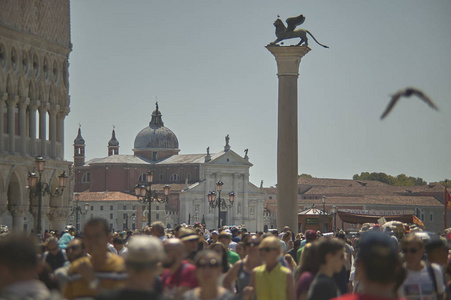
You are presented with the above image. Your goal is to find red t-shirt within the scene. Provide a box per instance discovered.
[332,294,407,300]
[160,261,199,292]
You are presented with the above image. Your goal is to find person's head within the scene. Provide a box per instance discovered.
[231,228,239,237]
[305,230,318,243]
[0,235,39,288]
[209,242,229,273]
[218,232,232,248]
[283,226,291,233]
[270,230,279,237]
[425,237,449,267]
[66,238,85,262]
[124,235,165,274]
[83,218,111,257]
[112,236,125,251]
[150,221,165,238]
[194,249,222,286]
[210,230,219,241]
[282,231,292,242]
[243,234,261,257]
[293,239,301,250]
[179,228,199,257]
[66,225,76,236]
[297,242,319,277]
[317,238,345,273]
[356,230,403,290]
[400,233,425,266]
[284,254,297,270]
[162,238,185,269]
[45,237,60,255]
[259,236,281,265]
[235,242,246,259]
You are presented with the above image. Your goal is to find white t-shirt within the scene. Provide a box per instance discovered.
[399,263,445,300]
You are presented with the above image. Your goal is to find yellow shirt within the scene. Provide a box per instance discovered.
[254,262,290,300]
[63,253,127,299]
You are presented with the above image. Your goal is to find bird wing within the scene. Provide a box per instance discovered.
[411,89,439,111]
[286,14,305,32]
[380,92,402,119]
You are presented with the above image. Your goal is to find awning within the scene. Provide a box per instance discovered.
[337,210,414,224]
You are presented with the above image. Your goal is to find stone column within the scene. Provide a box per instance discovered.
[48,207,70,233]
[266,45,310,233]
[49,104,59,159]
[57,107,69,160]
[18,97,30,155]
[29,100,40,156]
[7,95,19,154]
[243,174,249,223]
[38,102,49,156]
[0,93,6,152]
[10,206,28,233]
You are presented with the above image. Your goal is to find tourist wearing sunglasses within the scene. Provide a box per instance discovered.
[244,236,295,300]
[182,250,236,300]
[399,234,445,300]
[223,235,263,299]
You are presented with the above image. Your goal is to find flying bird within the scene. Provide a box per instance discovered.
[380,87,439,120]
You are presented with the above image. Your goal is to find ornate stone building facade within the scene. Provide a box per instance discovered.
[73,104,265,232]
[0,0,72,233]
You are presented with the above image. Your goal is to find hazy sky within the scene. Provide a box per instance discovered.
[67,1,451,187]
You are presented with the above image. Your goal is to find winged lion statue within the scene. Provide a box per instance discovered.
[269,14,329,48]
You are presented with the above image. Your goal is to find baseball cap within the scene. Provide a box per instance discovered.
[425,237,449,252]
[124,235,165,264]
[357,230,398,260]
[305,230,317,241]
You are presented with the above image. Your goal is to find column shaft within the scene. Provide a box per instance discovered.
[267,46,310,234]
[39,103,48,156]
[7,96,19,154]
[18,98,30,155]
[0,95,6,152]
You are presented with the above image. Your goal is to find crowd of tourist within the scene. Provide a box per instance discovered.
[0,219,451,300]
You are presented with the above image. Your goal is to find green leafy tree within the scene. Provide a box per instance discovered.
[353,172,427,186]
[298,173,313,179]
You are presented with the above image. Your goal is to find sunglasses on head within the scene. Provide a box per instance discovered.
[246,241,260,247]
[259,247,278,253]
[401,248,418,254]
[196,257,220,268]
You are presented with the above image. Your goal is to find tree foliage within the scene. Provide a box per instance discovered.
[352,172,428,186]
[298,173,313,179]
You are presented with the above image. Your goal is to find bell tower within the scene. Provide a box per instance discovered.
[108,127,119,156]
[73,126,85,167]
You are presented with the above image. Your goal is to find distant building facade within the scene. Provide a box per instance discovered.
[0,0,72,233]
[265,178,448,233]
[72,104,265,231]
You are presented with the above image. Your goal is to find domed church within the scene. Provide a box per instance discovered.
[73,103,265,232]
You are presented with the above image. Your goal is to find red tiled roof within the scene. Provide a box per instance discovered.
[298,195,442,207]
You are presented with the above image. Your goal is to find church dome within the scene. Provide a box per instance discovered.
[133,104,179,151]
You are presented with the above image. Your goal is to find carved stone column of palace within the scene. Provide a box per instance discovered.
[29,100,41,156]
[10,205,28,232]
[18,97,30,155]
[7,95,19,154]
[266,46,310,233]
[0,94,6,152]
[48,206,69,232]
[243,173,249,224]
[39,102,49,156]
[49,104,59,159]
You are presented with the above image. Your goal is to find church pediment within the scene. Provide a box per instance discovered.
[207,150,252,167]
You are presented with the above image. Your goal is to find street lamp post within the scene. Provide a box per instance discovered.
[70,192,89,232]
[321,195,326,233]
[134,171,170,226]
[208,180,235,228]
[331,205,337,233]
[27,156,68,235]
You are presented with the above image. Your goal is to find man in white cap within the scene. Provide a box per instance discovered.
[96,235,165,300]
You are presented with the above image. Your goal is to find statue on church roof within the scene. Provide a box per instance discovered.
[155,101,159,112]
[224,135,230,152]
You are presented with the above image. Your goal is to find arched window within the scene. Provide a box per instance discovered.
[82,172,90,183]
[138,173,147,182]
[169,174,180,181]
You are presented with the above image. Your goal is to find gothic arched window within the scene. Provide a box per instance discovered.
[82,172,90,183]
[169,174,180,182]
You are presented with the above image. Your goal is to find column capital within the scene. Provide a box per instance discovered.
[39,101,50,112]
[6,95,19,107]
[18,97,30,109]
[49,104,60,115]
[29,99,41,110]
[266,45,311,76]
[9,205,28,216]
[48,206,70,221]
[58,106,70,117]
